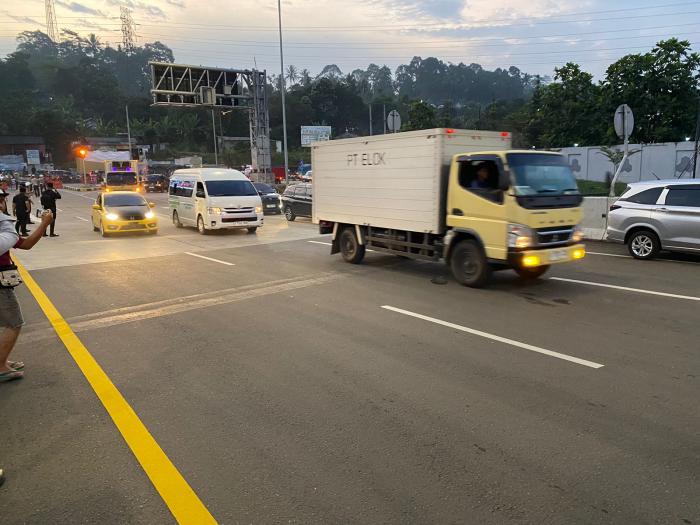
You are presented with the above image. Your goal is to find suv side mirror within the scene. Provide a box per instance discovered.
[498,171,510,191]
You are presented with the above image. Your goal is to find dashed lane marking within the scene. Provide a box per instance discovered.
[550,277,700,302]
[15,260,217,524]
[381,305,604,369]
[184,251,235,266]
[74,216,89,222]
[307,240,376,252]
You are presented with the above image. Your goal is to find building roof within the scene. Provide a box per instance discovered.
[0,136,45,145]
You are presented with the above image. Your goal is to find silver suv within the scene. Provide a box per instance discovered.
[606,180,700,259]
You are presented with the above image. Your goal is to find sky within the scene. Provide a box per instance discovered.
[1,0,698,79]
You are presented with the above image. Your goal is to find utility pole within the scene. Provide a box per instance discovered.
[277,0,289,184]
[383,104,386,134]
[369,104,373,136]
[693,96,700,179]
[211,109,218,166]
[125,105,132,158]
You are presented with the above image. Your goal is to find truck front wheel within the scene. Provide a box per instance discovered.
[450,239,491,287]
[339,227,365,264]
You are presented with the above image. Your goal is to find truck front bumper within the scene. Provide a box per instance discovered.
[509,244,586,268]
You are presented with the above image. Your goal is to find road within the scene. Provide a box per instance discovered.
[2,188,699,524]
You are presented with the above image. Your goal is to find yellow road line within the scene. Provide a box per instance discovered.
[16,260,217,524]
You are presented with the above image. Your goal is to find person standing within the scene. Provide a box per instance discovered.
[32,175,40,198]
[12,185,31,236]
[0,189,53,382]
[40,182,61,237]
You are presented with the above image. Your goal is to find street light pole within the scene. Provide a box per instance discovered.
[277,0,290,184]
[211,109,218,166]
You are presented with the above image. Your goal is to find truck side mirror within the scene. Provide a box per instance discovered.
[498,171,510,191]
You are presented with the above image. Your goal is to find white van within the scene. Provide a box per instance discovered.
[169,168,263,234]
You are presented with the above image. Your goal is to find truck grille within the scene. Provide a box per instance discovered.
[536,226,573,246]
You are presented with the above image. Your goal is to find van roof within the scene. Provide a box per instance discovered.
[172,168,248,181]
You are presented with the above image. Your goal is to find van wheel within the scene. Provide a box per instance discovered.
[173,210,182,228]
[450,239,491,287]
[247,227,257,234]
[197,215,207,235]
[285,206,296,221]
[628,230,660,259]
[339,227,365,264]
[514,265,550,280]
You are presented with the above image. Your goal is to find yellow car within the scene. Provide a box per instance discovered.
[92,191,158,237]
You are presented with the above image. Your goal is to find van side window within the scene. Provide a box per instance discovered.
[458,159,502,203]
[624,187,662,205]
[196,182,206,198]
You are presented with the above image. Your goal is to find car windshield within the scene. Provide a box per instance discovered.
[253,183,274,193]
[205,180,258,196]
[106,172,137,185]
[507,154,580,196]
[104,194,146,207]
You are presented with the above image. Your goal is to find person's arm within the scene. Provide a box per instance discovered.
[55,190,61,199]
[17,211,52,250]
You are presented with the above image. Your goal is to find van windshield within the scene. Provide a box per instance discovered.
[507,154,579,196]
[205,180,257,196]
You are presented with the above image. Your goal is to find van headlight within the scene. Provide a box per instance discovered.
[255,206,263,214]
[508,223,535,249]
[105,212,119,221]
[572,225,584,243]
[207,207,222,214]
[145,211,155,219]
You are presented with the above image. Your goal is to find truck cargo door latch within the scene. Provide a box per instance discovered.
[452,208,464,216]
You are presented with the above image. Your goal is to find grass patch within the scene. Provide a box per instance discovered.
[577,179,627,196]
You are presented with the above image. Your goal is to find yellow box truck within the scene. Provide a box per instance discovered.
[312,128,585,287]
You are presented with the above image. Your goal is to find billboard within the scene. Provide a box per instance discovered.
[301,126,331,147]
[26,149,41,165]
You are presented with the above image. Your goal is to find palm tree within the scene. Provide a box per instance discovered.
[299,69,312,86]
[285,65,299,85]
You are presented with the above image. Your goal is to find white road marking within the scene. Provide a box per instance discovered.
[184,252,235,266]
[549,277,700,302]
[587,251,630,259]
[56,208,63,212]
[161,206,170,209]
[381,305,604,369]
[307,240,376,252]
[74,216,89,222]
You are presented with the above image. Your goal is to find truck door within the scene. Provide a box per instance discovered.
[447,155,509,261]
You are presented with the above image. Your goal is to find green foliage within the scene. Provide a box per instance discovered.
[405,100,437,130]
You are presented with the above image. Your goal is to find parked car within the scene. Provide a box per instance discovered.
[606,179,700,259]
[253,182,282,214]
[281,183,312,221]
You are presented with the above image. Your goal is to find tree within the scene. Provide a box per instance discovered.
[405,100,437,130]
[286,65,298,85]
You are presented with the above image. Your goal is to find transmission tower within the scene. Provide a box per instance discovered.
[120,6,136,53]
[45,0,59,41]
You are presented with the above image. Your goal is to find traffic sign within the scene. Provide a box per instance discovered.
[614,104,634,140]
[387,110,401,133]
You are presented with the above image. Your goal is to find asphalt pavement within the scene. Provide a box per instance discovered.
[1,188,699,524]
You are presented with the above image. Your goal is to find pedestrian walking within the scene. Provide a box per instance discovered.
[32,175,40,198]
[11,185,31,236]
[40,182,61,237]
[0,189,53,383]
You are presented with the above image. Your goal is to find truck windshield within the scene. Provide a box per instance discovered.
[106,172,137,186]
[205,180,257,196]
[507,154,579,196]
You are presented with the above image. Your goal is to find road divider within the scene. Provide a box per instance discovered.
[550,277,700,302]
[381,305,604,369]
[15,260,217,524]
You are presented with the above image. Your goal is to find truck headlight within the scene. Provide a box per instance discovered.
[145,211,155,219]
[255,206,263,214]
[508,223,534,249]
[105,212,119,221]
[572,225,584,243]
[207,207,222,214]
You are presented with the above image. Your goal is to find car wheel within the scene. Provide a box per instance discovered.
[514,265,550,280]
[197,215,207,235]
[93,222,99,232]
[99,221,109,238]
[449,239,491,287]
[284,206,296,221]
[148,230,158,235]
[172,210,182,228]
[339,227,365,264]
[628,230,660,259]
[247,227,257,234]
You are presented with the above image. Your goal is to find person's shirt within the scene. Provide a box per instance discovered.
[41,189,61,209]
[470,178,490,189]
[0,213,22,266]
[12,193,30,215]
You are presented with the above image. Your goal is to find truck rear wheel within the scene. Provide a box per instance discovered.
[339,227,365,264]
[450,239,491,288]
[514,265,549,280]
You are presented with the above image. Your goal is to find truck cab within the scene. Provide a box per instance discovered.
[445,150,585,285]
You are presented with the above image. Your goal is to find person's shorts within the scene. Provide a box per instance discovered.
[0,288,24,328]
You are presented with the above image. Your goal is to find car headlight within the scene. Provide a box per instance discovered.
[572,224,584,243]
[255,206,263,214]
[207,207,222,214]
[145,211,155,219]
[105,212,119,221]
[508,223,535,249]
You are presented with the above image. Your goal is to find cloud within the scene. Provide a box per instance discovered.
[0,11,41,24]
[105,0,168,19]
[369,0,465,19]
[166,0,186,7]
[54,0,106,17]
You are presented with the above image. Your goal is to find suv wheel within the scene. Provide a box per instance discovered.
[285,206,296,221]
[628,230,660,259]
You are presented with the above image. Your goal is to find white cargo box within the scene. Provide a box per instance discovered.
[312,128,511,234]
